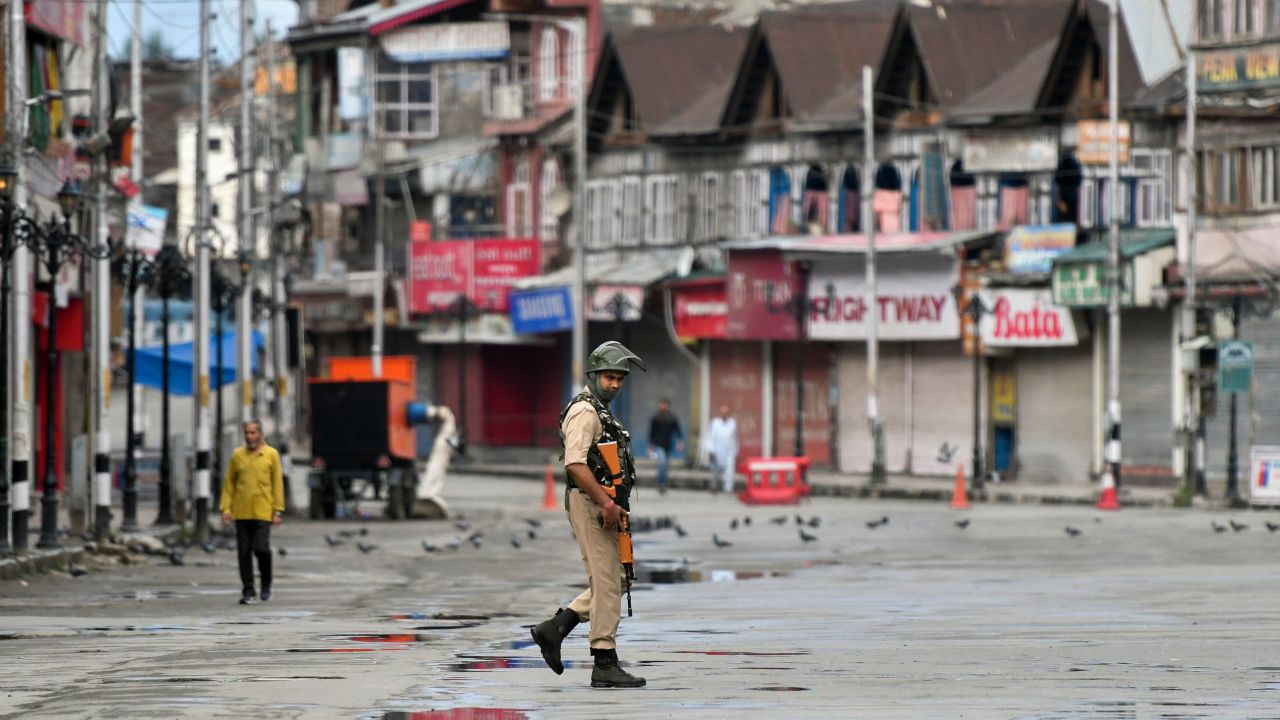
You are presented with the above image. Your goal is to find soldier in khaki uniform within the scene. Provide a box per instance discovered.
[531,341,647,689]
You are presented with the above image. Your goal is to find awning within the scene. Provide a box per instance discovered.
[414,136,498,193]
[515,249,686,290]
[1190,225,1280,282]
[721,229,999,256]
[133,331,264,396]
[1052,228,1175,265]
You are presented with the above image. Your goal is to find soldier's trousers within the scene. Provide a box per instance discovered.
[565,488,623,650]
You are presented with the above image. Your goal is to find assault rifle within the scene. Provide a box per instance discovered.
[598,442,635,617]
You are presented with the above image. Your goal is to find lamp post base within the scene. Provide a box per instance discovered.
[0,501,10,556]
[12,507,28,553]
[36,488,59,549]
[121,479,140,532]
[94,505,112,543]
[194,497,209,541]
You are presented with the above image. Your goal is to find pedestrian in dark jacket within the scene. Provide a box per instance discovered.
[648,398,684,494]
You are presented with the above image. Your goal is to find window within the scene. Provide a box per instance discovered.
[1213,149,1243,210]
[539,157,560,245]
[1251,146,1280,209]
[1201,0,1226,39]
[507,159,532,238]
[208,137,222,152]
[644,175,678,245]
[620,177,642,247]
[975,175,999,230]
[566,27,584,97]
[376,56,438,139]
[699,173,721,241]
[1268,0,1280,34]
[538,27,559,102]
[211,203,220,219]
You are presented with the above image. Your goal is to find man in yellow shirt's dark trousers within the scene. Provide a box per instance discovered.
[220,420,285,605]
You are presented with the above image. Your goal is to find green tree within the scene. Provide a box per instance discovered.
[116,30,178,61]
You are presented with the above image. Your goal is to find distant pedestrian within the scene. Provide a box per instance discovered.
[220,419,285,604]
[647,398,684,494]
[706,405,738,495]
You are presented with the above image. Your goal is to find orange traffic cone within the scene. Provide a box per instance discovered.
[542,463,558,511]
[1096,470,1120,511]
[950,465,970,510]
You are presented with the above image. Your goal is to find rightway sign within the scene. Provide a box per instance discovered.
[1219,340,1254,394]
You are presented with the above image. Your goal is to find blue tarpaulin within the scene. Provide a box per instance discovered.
[132,331,264,396]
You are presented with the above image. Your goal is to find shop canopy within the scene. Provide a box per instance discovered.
[132,331,264,396]
[721,229,999,256]
[1051,228,1174,265]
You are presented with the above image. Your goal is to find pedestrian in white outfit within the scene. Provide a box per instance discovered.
[706,405,738,494]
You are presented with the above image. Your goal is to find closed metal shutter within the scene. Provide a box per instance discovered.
[1015,344,1094,484]
[909,342,975,476]
[836,343,909,474]
[1120,308,1175,470]
[1205,312,1280,477]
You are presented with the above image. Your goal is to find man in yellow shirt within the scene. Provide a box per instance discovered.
[220,419,285,604]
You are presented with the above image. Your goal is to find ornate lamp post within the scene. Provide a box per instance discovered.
[955,285,995,497]
[765,261,832,459]
[153,244,190,524]
[111,237,156,530]
[32,181,105,549]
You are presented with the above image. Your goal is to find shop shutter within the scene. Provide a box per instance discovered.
[1205,312,1280,477]
[909,343,975,476]
[1015,344,1094,483]
[835,343,909,474]
[1119,308,1175,470]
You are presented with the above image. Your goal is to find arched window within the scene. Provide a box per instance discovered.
[539,157,561,245]
[872,163,903,233]
[801,164,829,235]
[950,160,976,231]
[538,27,559,102]
[507,158,532,237]
[768,166,792,235]
[838,164,860,232]
[565,27,584,96]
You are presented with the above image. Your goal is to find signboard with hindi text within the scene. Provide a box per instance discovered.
[407,238,539,315]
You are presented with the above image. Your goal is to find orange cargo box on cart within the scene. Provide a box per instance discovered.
[307,356,417,463]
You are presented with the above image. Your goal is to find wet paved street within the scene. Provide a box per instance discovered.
[4,475,1280,718]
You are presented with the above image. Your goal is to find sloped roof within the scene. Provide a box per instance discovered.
[902,0,1073,110]
[609,24,749,136]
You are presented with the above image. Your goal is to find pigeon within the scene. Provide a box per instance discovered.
[356,542,378,554]
[798,528,818,543]
[795,514,805,525]
[511,535,522,549]
[201,542,217,554]
[422,540,440,553]
[1064,526,1081,537]
[168,550,185,566]
[445,537,462,551]
[454,522,472,532]
[955,519,970,529]
[1212,521,1228,534]
[470,536,483,550]
[674,523,688,538]
[730,518,739,531]
[770,516,788,525]
[277,547,288,557]
[743,516,752,526]
[1267,521,1280,533]
[1231,520,1249,532]
[67,563,88,577]
[337,529,357,538]
[359,527,369,536]
[527,530,537,541]
[712,533,733,548]
[324,534,345,547]
[807,516,821,528]
[467,530,484,542]
[524,518,543,528]
[866,517,888,530]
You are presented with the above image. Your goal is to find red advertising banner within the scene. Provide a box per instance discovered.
[725,250,800,340]
[27,0,86,46]
[671,279,727,339]
[408,238,539,314]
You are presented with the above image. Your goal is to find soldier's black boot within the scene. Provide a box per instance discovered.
[531,608,580,674]
[590,648,646,688]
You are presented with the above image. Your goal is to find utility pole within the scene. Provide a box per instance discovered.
[265,21,293,512]
[571,18,588,386]
[863,65,885,484]
[7,0,32,553]
[370,38,385,378]
[90,0,114,540]
[238,0,255,417]
[1102,0,1124,499]
[193,0,213,539]
[1182,42,1200,498]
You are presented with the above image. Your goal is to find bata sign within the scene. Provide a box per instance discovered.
[808,255,960,341]
[978,289,1078,347]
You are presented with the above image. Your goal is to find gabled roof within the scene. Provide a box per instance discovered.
[590,24,749,139]
[723,0,899,130]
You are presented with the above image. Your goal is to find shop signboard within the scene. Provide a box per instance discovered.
[1005,224,1076,273]
[510,286,573,334]
[337,47,367,120]
[1249,446,1280,506]
[1220,340,1254,394]
[962,131,1058,173]
[807,254,960,341]
[671,281,728,339]
[407,238,539,314]
[726,250,801,340]
[1198,43,1280,92]
[1052,261,1135,307]
[1076,121,1132,165]
[379,22,510,63]
[979,288,1079,347]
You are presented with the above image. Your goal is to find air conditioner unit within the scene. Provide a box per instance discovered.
[493,85,525,121]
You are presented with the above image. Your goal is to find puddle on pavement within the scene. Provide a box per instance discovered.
[81,625,200,634]
[113,590,182,601]
[750,686,809,691]
[674,650,809,657]
[102,676,216,684]
[376,710,528,720]
[634,559,790,585]
[448,656,569,671]
[287,633,435,653]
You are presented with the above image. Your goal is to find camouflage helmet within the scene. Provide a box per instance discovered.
[586,340,646,375]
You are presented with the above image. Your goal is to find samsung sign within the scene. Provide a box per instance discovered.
[510,286,573,335]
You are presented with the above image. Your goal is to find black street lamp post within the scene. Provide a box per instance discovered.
[443,292,482,456]
[111,242,156,530]
[960,291,995,496]
[153,245,190,525]
[765,260,827,460]
[0,163,40,555]
[33,181,102,549]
